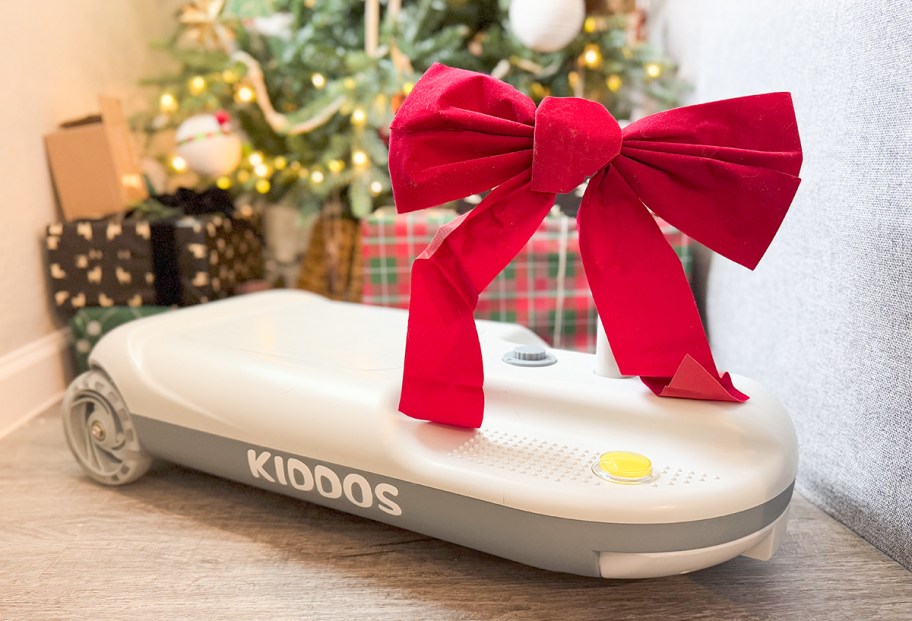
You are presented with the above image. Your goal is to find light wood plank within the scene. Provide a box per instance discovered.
[2,407,911,620]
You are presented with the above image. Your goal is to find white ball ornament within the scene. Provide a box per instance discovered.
[508,0,586,53]
[175,112,242,178]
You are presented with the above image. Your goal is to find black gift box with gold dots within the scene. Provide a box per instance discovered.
[45,212,263,315]
[158,213,264,306]
[45,219,157,313]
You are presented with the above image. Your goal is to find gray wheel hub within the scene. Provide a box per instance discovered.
[63,370,152,486]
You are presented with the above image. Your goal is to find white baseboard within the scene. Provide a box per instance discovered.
[0,329,70,439]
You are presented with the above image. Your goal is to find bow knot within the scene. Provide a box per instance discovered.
[389,63,802,429]
[532,97,622,194]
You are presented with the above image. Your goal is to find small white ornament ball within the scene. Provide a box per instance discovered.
[508,0,585,53]
[175,112,242,178]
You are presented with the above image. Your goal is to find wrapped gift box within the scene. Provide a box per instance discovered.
[362,207,691,352]
[46,212,264,315]
[157,213,264,306]
[70,306,171,373]
[45,219,157,312]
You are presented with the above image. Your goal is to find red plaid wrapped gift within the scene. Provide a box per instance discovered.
[361,207,691,352]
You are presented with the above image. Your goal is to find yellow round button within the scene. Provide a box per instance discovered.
[598,451,653,480]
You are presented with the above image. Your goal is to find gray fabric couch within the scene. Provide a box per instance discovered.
[652,0,912,570]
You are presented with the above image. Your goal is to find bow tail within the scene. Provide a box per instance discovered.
[579,168,747,402]
[399,170,556,428]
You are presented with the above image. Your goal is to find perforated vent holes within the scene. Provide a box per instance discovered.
[447,428,721,487]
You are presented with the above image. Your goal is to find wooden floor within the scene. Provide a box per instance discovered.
[3,407,912,620]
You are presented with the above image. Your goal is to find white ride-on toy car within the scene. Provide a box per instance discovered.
[63,290,796,579]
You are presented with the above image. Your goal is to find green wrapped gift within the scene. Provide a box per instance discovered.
[70,306,171,373]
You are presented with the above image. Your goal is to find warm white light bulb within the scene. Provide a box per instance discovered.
[171,155,188,172]
[159,93,178,113]
[351,108,367,126]
[351,150,369,167]
[188,76,207,95]
[236,85,255,103]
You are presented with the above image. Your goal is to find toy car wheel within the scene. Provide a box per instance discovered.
[62,369,152,486]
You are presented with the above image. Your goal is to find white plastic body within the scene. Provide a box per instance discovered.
[88,290,798,577]
[595,320,627,379]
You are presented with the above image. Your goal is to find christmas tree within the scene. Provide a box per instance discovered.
[138,0,683,219]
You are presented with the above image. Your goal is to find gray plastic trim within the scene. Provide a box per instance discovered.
[132,414,793,577]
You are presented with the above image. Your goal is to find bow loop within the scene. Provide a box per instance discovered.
[615,93,802,269]
[532,97,621,194]
[389,63,536,214]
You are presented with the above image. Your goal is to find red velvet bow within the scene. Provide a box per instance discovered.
[389,63,802,428]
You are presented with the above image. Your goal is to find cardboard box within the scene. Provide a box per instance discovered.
[44,97,147,221]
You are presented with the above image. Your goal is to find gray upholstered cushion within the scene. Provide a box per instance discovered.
[654,0,912,569]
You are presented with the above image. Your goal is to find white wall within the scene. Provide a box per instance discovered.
[0,0,180,435]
